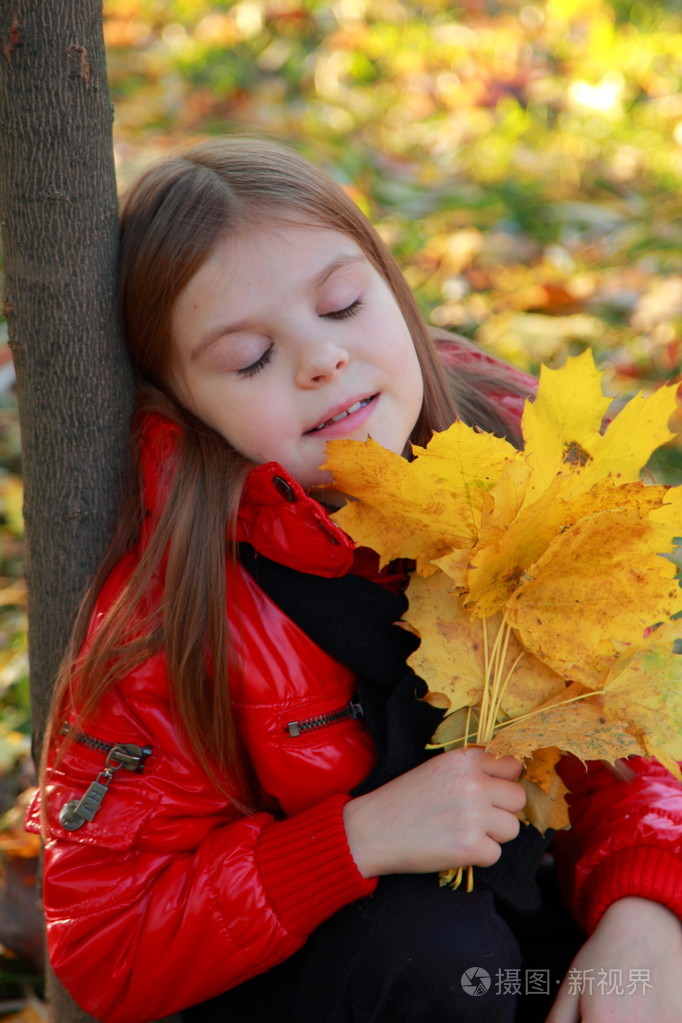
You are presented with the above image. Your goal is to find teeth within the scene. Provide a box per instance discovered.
[311,397,371,433]
[329,400,363,424]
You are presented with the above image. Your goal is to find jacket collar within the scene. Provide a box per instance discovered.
[236,462,354,576]
[139,412,355,578]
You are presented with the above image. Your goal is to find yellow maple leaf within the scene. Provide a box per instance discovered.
[523,745,565,793]
[405,571,489,713]
[521,349,679,505]
[431,547,472,590]
[476,460,532,548]
[649,484,682,532]
[461,477,671,618]
[487,682,643,763]
[507,510,681,685]
[324,425,516,574]
[407,571,565,728]
[324,351,682,866]
[641,741,682,784]
[522,350,612,501]
[579,382,680,492]
[600,620,682,765]
[520,747,570,834]
[429,706,481,749]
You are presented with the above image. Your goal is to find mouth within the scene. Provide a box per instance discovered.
[305,394,377,435]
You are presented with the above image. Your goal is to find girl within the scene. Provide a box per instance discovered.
[29,137,682,1023]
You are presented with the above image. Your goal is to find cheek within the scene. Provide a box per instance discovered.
[215,393,293,463]
[396,331,425,404]
[405,376,425,439]
[400,346,425,439]
[167,366,243,442]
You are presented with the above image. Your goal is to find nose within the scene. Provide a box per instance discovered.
[295,336,350,388]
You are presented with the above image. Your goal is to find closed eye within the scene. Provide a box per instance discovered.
[322,299,362,321]
[237,344,274,379]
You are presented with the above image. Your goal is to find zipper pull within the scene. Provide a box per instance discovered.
[59,776,112,831]
[59,744,150,832]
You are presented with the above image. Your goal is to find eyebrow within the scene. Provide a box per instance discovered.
[191,252,367,362]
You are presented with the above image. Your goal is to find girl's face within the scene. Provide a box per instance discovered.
[170,220,424,494]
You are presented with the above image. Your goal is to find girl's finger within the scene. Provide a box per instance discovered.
[486,806,521,846]
[483,753,524,779]
[489,777,527,814]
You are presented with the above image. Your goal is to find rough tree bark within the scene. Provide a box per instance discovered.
[0,2,134,1020]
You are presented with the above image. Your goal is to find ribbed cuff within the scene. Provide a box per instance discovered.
[579,846,682,934]
[255,793,378,938]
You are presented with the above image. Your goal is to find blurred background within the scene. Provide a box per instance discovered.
[1,0,681,1014]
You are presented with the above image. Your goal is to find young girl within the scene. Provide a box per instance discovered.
[29,137,682,1023]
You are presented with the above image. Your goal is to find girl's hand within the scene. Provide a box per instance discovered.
[343,745,526,878]
[547,897,682,1023]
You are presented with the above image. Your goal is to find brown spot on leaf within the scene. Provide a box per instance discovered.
[503,565,525,589]
[563,440,592,467]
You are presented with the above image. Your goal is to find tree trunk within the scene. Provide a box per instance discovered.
[0,2,134,1020]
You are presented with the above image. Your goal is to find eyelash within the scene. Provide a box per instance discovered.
[236,300,362,379]
[238,344,274,379]
[323,299,362,320]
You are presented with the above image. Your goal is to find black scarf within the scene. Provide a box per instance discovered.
[239,544,552,912]
[239,543,442,795]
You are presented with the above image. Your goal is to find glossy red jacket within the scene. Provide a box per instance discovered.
[27,356,682,1023]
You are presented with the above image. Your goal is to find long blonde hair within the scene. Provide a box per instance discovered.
[47,137,529,807]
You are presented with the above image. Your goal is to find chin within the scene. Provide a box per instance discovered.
[306,470,339,491]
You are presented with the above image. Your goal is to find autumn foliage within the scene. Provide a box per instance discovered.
[325,352,682,839]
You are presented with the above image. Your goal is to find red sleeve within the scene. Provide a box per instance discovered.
[28,740,375,1023]
[553,755,682,933]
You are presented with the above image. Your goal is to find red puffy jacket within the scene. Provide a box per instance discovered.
[27,358,682,1023]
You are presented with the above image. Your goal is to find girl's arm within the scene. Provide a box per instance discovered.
[33,755,375,1023]
[553,755,682,931]
[548,897,682,1023]
[548,755,682,1022]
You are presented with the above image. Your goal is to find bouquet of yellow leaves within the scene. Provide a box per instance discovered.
[324,351,682,889]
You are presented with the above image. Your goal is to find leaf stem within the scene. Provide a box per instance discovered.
[464,704,473,749]
[478,617,492,743]
[492,688,600,731]
[428,688,601,749]
[477,614,514,743]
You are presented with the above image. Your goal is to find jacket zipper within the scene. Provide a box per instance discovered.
[286,700,363,738]
[58,722,152,832]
